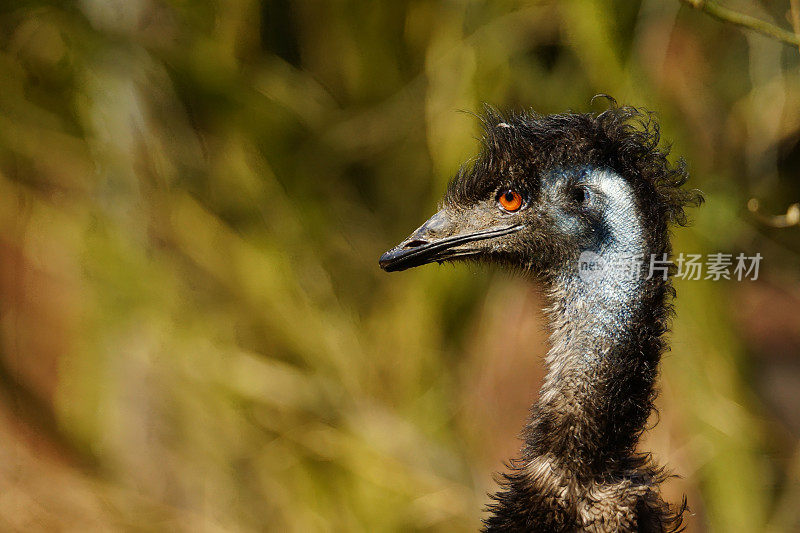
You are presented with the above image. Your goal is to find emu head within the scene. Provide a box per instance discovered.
[379,104,700,279]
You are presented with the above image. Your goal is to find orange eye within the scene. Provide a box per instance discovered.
[498,189,523,212]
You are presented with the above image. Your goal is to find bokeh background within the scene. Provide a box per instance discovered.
[1,0,800,531]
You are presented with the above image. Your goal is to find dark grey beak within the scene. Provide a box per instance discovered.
[379,209,523,272]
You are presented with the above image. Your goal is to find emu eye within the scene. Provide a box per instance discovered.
[498,189,523,212]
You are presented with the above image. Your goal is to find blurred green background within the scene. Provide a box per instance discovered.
[1,0,799,531]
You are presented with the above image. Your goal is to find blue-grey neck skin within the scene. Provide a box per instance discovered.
[549,169,646,357]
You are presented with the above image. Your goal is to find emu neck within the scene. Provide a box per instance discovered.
[526,171,665,475]
[530,266,659,471]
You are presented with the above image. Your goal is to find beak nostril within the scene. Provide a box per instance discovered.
[404,239,428,248]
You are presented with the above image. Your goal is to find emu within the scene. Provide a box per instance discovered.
[379,102,701,532]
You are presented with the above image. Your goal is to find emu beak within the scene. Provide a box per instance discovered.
[379,209,523,272]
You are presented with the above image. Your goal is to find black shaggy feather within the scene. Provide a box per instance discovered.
[447,101,699,230]
[382,98,702,532]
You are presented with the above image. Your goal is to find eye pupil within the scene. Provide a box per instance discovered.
[574,187,585,203]
[504,191,514,202]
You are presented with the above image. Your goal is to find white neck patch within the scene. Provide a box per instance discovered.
[587,169,643,257]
